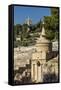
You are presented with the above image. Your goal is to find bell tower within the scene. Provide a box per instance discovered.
[25,16,32,31]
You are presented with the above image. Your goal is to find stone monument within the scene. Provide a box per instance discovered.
[31,21,52,83]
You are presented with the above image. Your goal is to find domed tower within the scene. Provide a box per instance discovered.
[31,20,52,83]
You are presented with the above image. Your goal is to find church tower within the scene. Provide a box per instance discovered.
[31,20,52,83]
[25,16,32,31]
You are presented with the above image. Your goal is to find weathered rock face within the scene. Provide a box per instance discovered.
[14,46,36,70]
[52,41,58,51]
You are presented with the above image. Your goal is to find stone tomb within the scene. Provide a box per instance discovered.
[31,21,58,83]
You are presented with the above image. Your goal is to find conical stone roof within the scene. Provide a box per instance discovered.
[36,21,50,44]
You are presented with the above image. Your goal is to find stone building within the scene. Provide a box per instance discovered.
[31,21,58,83]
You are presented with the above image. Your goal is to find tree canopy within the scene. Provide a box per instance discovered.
[44,8,59,40]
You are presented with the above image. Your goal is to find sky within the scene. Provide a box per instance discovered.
[14,6,51,25]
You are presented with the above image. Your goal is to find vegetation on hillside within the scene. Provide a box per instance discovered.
[14,8,59,47]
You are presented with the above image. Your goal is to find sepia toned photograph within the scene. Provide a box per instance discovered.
[13,5,59,85]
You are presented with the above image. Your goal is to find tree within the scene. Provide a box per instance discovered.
[14,24,22,40]
[16,24,22,35]
[44,8,59,40]
[45,29,55,41]
[51,8,59,17]
[51,8,59,32]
